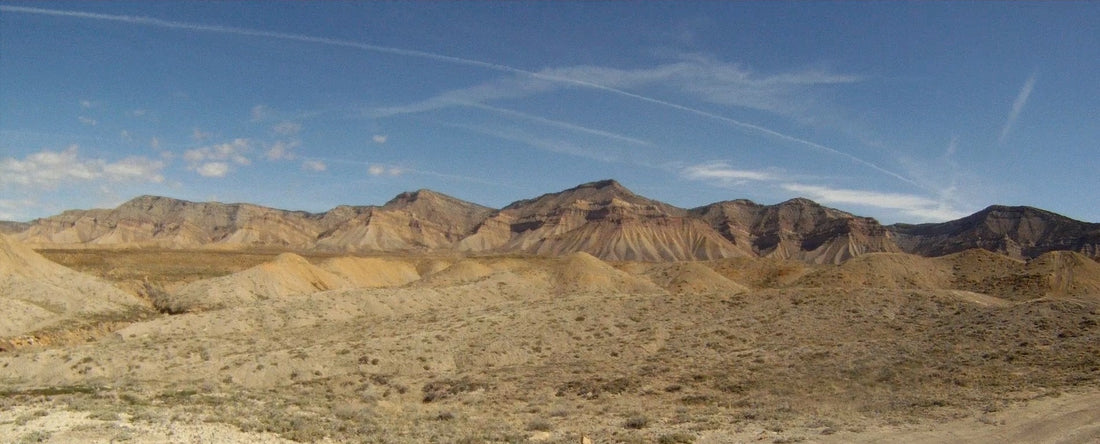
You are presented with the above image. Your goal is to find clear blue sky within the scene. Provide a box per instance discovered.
[2,2,1097,224]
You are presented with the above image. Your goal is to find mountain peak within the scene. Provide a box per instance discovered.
[576,179,626,191]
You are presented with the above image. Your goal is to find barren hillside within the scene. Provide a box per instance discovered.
[9,180,1099,263]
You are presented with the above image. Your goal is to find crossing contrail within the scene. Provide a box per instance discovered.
[1,5,922,189]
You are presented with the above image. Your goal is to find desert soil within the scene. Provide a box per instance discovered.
[1,248,1097,443]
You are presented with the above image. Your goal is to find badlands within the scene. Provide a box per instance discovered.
[1,180,1098,443]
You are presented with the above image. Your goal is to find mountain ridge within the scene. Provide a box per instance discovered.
[6,180,1098,263]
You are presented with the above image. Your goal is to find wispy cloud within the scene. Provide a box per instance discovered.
[372,134,388,144]
[250,104,270,122]
[681,161,776,184]
[442,122,620,163]
[780,183,966,222]
[999,74,1036,143]
[78,116,97,126]
[191,127,212,142]
[264,139,300,161]
[1,145,164,188]
[302,160,326,172]
[0,198,36,221]
[368,164,404,177]
[1,5,918,191]
[273,121,302,136]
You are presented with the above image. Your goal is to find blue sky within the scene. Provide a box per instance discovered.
[2,2,1097,224]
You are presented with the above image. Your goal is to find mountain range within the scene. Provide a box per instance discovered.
[6,179,1099,263]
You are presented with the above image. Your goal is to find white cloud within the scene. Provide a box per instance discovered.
[273,121,301,135]
[368,164,403,176]
[80,100,93,108]
[780,183,966,222]
[681,161,776,184]
[0,145,164,188]
[183,139,251,176]
[103,157,166,183]
[78,116,97,126]
[264,139,300,161]
[195,162,229,178]
[184,138,251,166]
[150,137,160,150]
[120,130,133,143]
[999,74,1036,143]
[131,109,148,117]
[302,160,326,172]
[372,134,388,144]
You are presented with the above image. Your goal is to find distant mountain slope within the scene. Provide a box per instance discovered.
[15,190,493,253]
[458,180,745,261]
[0,221,29,234]
[692,198,899,264]
[889,205,1100,260]
[7,180,1097,263]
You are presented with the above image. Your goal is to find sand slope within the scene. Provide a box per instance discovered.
[0,234,148,338]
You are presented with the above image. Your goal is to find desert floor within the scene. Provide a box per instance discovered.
[1,249,1097,443]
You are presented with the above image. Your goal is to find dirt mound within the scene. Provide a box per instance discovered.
[415,259,496,286]
[707,257,812,289]
[796,253,951,290]
[321,256,420,288]
[636,262,748,295]
[940,249,1037,300]
[163,253,346,313]
[550,252,661,294]
[1024,251,1100,298]
[0,234,148,338]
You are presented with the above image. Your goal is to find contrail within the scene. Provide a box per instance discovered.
[2,5,921,189]
[462,102,653,147]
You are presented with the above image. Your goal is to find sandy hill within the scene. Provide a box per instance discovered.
[1022,250,1100,298]
[161,253,348,313]
[0,234,148,339]
[549,252,663,294]
[693,198,899,264]
[459,180,744,261]
[795,252,952,290]
[890,205,1100,260]
[319,256,421,288]
[629,261,749,295]
[789,248,1100,302]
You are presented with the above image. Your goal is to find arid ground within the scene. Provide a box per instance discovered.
[2,245,1098,443]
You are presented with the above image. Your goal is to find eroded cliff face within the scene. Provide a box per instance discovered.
[691,197,900,264]
[889,205,1100,260]
[8,181,1097,263]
